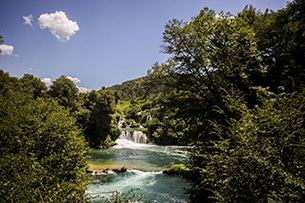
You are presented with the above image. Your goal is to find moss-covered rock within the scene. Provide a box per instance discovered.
[163,164,189,177]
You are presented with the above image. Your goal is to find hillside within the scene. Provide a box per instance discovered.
[108,77,146,99]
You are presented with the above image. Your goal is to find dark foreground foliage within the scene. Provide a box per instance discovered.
[0,75,90,202]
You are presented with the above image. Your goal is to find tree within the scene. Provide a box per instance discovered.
[109,77,146,99]
[48,75,79,111]
[144,6,263,145]
[19,74,47,99]
[163,6,264,108]
[0,70,19,97]
[82,89,120,148]
[0,90,89,202]
[197,89,305,202]
[254,0,305,93]
[153,1,305,201]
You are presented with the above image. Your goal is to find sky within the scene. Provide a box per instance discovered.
[0,0,289,92]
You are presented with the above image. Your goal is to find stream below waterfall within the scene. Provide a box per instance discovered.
[86,132,192,203]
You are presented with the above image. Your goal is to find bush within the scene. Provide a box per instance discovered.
[200,90,305,202]
[98,188,145,203]
[103,135,116,148]
[0,96,90,202]
[130,122,140,128]
[163,164,190,178]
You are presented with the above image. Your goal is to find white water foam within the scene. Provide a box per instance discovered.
[86,169,190,202]
[86,170,161,195]
[113,139,153,149]
[119,130,149,144]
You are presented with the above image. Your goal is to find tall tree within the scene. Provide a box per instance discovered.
[19,74,47,99]
[82,89,120,148]
[145,6,263,145]
[254,0,305,93]
[152,1,305,201]
[0,70,19,97]
[48,75,79,111]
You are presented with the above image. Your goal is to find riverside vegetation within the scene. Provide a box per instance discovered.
[1,0,305,202]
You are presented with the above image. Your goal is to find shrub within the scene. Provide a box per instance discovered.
[200,90,305,202]
[0,96,90,202]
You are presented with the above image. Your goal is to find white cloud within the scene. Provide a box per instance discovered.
[78,86,91,93]
[65,76,91,93]
[23,14,33,26]
[66,76,81,83]
[41,77,52,86]
[215,12,234,20]
[41,76,91,93]
[38,11,79,41]
[0,44,15,55]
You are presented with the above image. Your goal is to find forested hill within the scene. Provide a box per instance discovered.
[108,77,146,99]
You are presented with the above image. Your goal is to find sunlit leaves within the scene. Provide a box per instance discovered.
[48,75,79,111]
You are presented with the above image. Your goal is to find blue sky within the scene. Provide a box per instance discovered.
[0,0,288,91]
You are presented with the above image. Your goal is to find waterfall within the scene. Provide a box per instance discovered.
[119,129,149,144]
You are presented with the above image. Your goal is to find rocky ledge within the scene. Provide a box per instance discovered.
[86,166,127,175]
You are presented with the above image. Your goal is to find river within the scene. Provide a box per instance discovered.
[86,132,192,203]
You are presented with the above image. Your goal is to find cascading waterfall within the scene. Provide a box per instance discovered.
[119,129,149,144]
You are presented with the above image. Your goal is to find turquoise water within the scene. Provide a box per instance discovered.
[86,139,192,202]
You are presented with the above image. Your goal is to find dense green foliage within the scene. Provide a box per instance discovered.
[1,0,305,201]
[0,71,90,202]
[0,70,120,201]
[47,75,80,111]
[200,89,305,202]
[44,76,120,149]
[143,0,305,202]
[81,89,120,148]
[97,188,145,203]
[109,0,305,202]
[110,78,146,100]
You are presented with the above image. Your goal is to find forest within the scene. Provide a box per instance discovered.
[1,0,305,202]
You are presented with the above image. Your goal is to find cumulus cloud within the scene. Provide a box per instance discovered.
[23,14,33,26]
[41,76,91,93]
[78,86,91,93]
[66,76,81,83]
[65,76,91,92]
[41,77,53,86]
[0,44,15,56]
[38,11,79,41]
[215,12,234,20]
